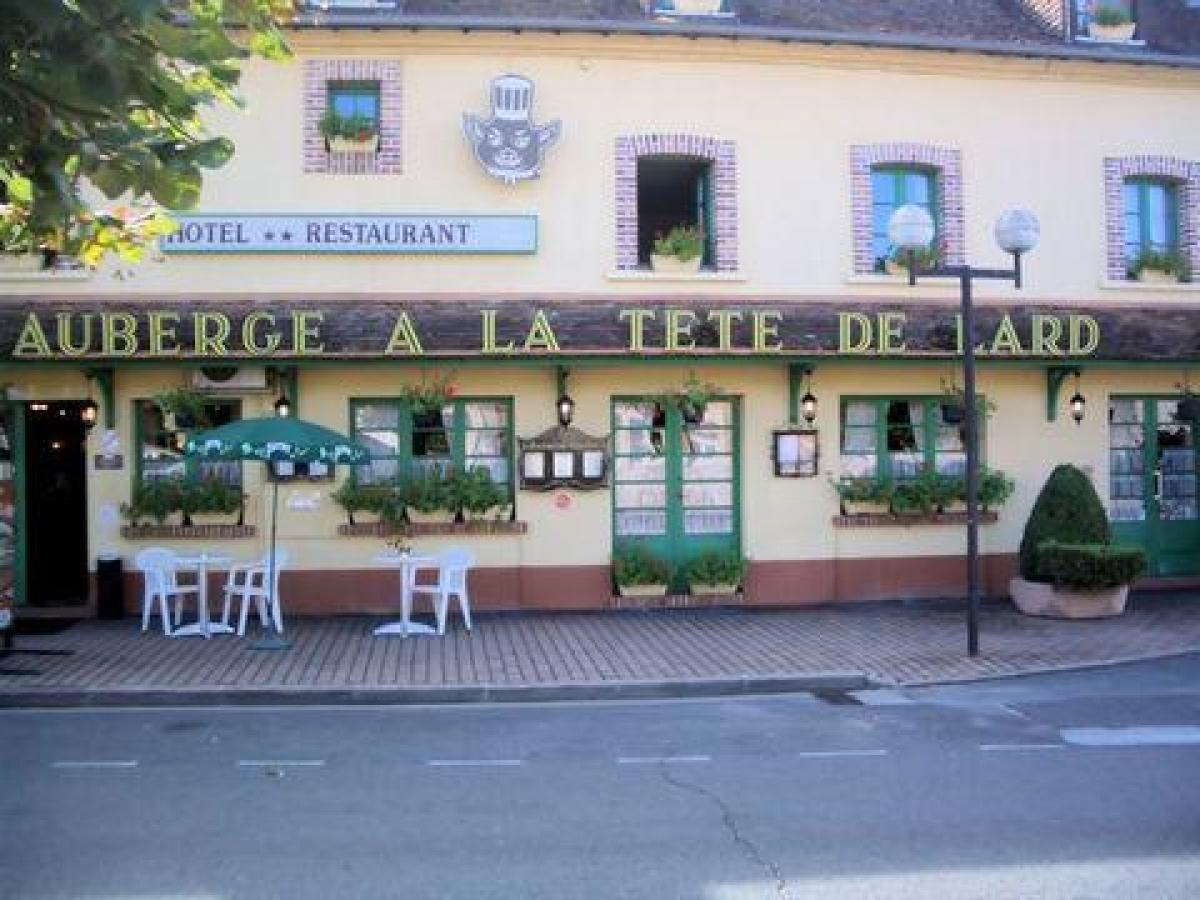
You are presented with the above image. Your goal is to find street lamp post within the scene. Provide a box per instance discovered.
[887,206,1039,656]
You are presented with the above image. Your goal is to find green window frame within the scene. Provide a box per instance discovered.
[1123,177,1179,264]
[327,80,380,128]
[840,396,979,482]
[348,397,514,497]
[871,165,939,272]
[133,398,242,488]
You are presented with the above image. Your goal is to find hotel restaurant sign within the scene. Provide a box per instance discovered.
[4,299,1194,361]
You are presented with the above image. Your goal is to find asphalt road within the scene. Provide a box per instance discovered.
[2,655,1199,899]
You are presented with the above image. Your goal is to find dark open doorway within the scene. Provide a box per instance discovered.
[25,402,88,607]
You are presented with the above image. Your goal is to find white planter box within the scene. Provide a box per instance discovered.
[651,254,703,274]
[1089,21,1137,42]
[617,583,668,599]
[690,583,739,596]
[406,508,457,525]
[0,252,44,273]
[1009,577,1129,619]
[1136,268,1180,285]
[328,134,380,154]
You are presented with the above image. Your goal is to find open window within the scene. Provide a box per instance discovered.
[637,156,713,268]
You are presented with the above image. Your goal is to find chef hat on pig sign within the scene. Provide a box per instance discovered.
[490,75,535,121]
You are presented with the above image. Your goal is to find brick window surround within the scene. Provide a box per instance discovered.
[303,59,402,175]
[615,134,738,272]
[850,144,964,275]
[1104,155,1200,281]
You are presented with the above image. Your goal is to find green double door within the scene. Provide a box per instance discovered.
[1110,397,1200,576]
[612,398,741,590]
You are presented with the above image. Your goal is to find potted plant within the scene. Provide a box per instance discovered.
[659,372,722,424]
[979,467,1016,511]
[0,204,45,272]
[402,373,456,417]
[402,469,457,524]
[319,110,380,154]
[612,545,670,598]
[884,240,942,278]
[331,479,399,526]
[453,466,510,522]
[671,0,725,14]
[185,477,244,526]
[686,550,745,596]
[651,225,705,274]
[152,388,212,431]
[832,477,892,516]
[121,479,184,527]
[1089,4,1136,42]
[1128,248,1190,284]
[1010,463,1146,618]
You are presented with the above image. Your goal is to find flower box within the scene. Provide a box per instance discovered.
[690,583,739,597]
[0,252,44,273]
[1089,21,1136,42]
[617,583,669,599]
[329,134,379,154]
[406,508,458,525]
[650,254,702,274]
[1136,268,1179,284]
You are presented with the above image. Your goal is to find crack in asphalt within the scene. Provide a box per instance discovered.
[658,763,790,899]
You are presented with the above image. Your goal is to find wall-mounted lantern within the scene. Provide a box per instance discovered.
[1069,372,1086,425]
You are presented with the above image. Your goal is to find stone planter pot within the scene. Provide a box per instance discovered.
[1089,21,1136,42]
[464,504,512,523]
[406,508,457,525]
[842,501,890,516]
[884,259,909,278]
[672,0,724,12]
[1009,577,1129,619]
[0,252,44,273]
[1136,268,1179,284]
[617,583,668,599]
[651,254,702,274]
[189,512,239,527]
[690,583,739,596]
[345,509,382,526]
[328,134,380,154]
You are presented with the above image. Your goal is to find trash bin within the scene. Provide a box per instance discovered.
[96,555,124,620]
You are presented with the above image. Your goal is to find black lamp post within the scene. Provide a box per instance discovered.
[888,204,1040,657]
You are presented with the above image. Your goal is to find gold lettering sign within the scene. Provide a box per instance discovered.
[3,307,1111,361]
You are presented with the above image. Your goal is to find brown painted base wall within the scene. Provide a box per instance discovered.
[116,554,1028,615]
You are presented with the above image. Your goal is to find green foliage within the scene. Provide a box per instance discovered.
[979,467,1016,510]
[331,479,402,524]
[402,373,456,416]
[401,469,456,515]
[832,477,892,508]
[612,545,670,587]
[1020,464,1111,581]
[318,110,378,141]
[0,205,40,254]
[658,371,722,422]
[0,0,291,269]
[888,239,943,272]
[152,389,212,429]
[1093,4,1133,27]
[1128,247,1191,282]
[686,551,745,587]
[122,476,243,526]
[451,466,507,515]
[652,225,705,262]
[121,479,180,525]
[1035,541,1146,590]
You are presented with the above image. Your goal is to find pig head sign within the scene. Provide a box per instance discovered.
[463,74,561,185]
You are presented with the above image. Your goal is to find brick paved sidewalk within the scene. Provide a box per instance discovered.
[1,593,1198,704]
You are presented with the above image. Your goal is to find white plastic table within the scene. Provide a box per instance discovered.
[372,552,440,637]
[170,552,234,638]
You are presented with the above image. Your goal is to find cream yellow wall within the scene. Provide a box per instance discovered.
[7,360,1185,575]
[3,33,1198,302]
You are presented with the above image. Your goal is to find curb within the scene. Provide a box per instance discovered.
[0,672,874,709]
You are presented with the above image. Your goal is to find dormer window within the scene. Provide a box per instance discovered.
[653,0,734,18]
[1075,1,1138,42]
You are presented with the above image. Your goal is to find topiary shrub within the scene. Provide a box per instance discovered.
[1018,464,1110,581]
[1034,542,1146,591]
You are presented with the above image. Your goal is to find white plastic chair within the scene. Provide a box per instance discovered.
[409,548,475,635]
[221,549,289,637]
[135,547,200,636]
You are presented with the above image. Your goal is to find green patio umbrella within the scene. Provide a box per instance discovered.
[184,413,370,648]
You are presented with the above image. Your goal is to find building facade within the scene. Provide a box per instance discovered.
[3,0,1200,616]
